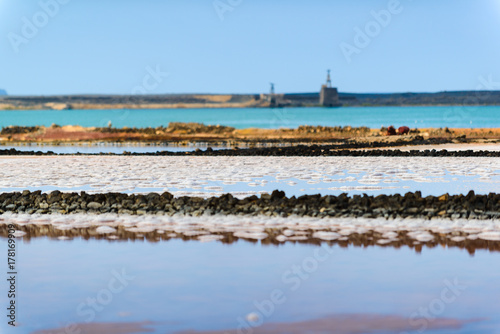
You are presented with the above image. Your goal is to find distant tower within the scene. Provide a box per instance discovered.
[326,69,332,88]
[268,83,276,107]
[319,70,340,107]
[269,83,275,95]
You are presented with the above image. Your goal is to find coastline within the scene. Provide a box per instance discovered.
[2,90,500,110]
[3,103,500,111]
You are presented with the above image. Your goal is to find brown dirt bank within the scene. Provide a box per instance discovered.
[1,123,500,147]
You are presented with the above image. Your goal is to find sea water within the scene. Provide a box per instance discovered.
[1,106,500,129]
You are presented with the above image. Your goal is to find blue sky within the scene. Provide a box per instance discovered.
[1,0,500,95]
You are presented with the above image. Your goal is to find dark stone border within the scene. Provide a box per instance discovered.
[1,138,500,156]
[2,147,500,157]
[0,190,498,219]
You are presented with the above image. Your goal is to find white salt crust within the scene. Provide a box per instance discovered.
[0,156,498,197]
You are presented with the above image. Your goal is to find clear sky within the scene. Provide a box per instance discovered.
[1,0,500,95]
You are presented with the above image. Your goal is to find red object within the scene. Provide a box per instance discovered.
[386,126,396,136]
[398,126,410,135]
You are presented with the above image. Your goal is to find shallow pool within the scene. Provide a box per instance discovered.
[2,237,499,333]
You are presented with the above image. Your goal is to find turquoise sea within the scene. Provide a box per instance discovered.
[1,106,500,129]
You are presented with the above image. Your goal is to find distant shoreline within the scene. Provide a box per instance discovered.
[1,91,500,110]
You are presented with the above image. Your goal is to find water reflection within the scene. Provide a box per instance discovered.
[32,321,156,334]
[3,219,500,255]
[32,315,478,334]
[3,239,499,334]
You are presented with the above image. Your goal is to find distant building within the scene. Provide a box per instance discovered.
[319,70,340,107]
[261,72,341,107]
[262,83,287,107]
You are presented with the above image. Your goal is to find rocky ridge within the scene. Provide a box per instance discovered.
[0,190,498,220]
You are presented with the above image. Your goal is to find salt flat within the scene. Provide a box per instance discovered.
[0,156,499,197]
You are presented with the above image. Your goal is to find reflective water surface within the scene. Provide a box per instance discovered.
[2,238,499,333]
[1,153,499,334]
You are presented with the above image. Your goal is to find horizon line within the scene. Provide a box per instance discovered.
[2,89,500,98]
